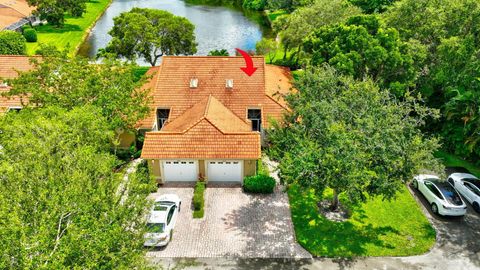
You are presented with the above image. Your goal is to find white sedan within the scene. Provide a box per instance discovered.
[144,194,181,247]
[413,174,467,216]
[448,173,480,212]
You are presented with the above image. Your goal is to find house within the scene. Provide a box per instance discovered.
[139,56,292,184]
[0,55,34,113]
[0,0,38,31]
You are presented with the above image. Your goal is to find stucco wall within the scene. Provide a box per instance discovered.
[117,131,136,149]
[148,159,162,183]
[244,159,257,177]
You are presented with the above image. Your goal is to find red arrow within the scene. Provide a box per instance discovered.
[236,48,257,76]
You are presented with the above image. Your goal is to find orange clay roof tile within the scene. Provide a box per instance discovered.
[0,55,37,112]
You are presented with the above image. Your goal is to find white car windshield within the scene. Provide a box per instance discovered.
[146,223,165,233]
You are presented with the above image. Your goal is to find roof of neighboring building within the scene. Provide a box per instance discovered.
[0,0,35,29]
[0,55,37,112]
[137,56,292,129]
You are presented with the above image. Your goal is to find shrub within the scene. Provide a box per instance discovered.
[192,181,205,218]
[23,28,37,42]
[0,30,26,55]
[129,159,157,194]
[243,174,276,193]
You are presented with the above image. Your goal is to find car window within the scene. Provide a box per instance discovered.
[146,223,165,233]
[166,206,175,225]
[437,182,463,205]
[465,182,480,196]
[448,178,454,186]
[425,182,443,199]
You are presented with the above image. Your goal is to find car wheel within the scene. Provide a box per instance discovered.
[473,202,480,213]
[413,180,418,189]
[179,202,181,212]
[169,230,173,242]
[431,203,438,214]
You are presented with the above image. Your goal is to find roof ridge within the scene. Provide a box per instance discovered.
[204,95,212,118]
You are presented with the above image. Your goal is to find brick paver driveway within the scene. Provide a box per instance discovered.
[146,185,311,259]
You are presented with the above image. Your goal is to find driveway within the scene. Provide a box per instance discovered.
[146,185,311,259]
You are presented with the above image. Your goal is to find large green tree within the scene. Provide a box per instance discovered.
[0,106,153,269]
[384,0,480,160]
[268,66,443,209]
[104,8,197,66]
[4,55,151,131]
[349,0,397,14]
[304,15,425,96]
[26,0,88,27]
[255,38,279,64]
[0,31,26,55]
[273,0,361,63]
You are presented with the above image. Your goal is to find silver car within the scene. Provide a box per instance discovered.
[413,174,467,216]
[448,173,480,212]
[144,194,181,247]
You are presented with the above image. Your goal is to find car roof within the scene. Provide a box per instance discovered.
[155,194,180,203]
[417,174,440,180]
[449,172,478,181]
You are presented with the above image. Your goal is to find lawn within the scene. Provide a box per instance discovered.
[26,0,111,55]
[288,184,436,257]
[435,150,480,177]
[265,9,288,23]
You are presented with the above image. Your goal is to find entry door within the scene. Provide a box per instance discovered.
[207,160,243,182]
[163,160,198,182]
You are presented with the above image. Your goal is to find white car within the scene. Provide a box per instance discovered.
[144,194,181,247]
[413,174,467,216]
[448,173,480,212]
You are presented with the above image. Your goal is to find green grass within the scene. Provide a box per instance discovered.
[265,9,288,23]
[435,150,480,178]
[132,66,150,82]
[288,184,436,257]
[26,0,111,55]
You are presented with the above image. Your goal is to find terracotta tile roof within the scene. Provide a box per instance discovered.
[0,55,36,112]
[0,0,35,29]
[265,65,293,108]
[137,56,292,129]
[141,119,261,159]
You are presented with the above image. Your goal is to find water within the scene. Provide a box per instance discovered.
[78,0,269,65]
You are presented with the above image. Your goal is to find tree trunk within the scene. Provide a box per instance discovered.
[331,189,339,211]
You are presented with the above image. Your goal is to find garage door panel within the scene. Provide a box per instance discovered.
[163,160,197,182]
[208,160,242,182]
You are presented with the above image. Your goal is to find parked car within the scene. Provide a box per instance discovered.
[144,194,181,247]
[448,173,480,212]
[413,174,467,216]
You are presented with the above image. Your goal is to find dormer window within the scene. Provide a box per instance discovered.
[226,79,233,89]
[247,109,262,132]
[156,108,170,130]
[189,78,198,88]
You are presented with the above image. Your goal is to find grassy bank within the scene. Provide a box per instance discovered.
[435,150,480,177]
[26,0,111,55]
[288,184,435,257]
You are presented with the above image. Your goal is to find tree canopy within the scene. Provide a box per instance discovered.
[0,106,153,269]
[304,15,424,96]
[5,55,151,132]
[268,66,443,209]
[0,31,26,55]
[104,8,197,66]
[26,0,88,27]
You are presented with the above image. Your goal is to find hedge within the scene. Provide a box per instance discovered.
[23,28,37,43]
[243,174,276,193]
[193,182,206,218]
[0,30,26,55]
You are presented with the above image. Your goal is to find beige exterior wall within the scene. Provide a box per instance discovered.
[148,159,162,183]
[117,131,136,149]
[244,159,257,177]
[198,160,206,180]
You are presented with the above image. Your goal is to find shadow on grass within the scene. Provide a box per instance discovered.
[35,24,82,33]
[288,185,399,257]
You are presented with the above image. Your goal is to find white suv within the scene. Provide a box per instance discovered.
[448,173,480,212]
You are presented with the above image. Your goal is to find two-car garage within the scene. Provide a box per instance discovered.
[161,160,244,183]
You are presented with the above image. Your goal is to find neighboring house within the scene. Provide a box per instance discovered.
[0,0,38,31]
[139,56,292,184]
[0,55,34,113]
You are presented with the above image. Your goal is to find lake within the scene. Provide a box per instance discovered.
[78,0,270,65]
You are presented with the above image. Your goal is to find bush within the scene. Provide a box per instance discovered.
[192,182,205,218]
[23,28,37,42]
[0,30,26,55]
[243,174,276,193]
[243,0,267,10]
[129,159,157,194]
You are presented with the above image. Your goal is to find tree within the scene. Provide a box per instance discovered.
[0,31,26,55]
[0,106,153,269]
[208,49,229,56]
[274,0,360,64]
[349,0,397,14]
[384,0,480,160]
[255,38,279,64]
[267,66,443,209]
[104,8,197,66]
[5,55,151,132]
[304,15,425,96]
[26,0,87,27]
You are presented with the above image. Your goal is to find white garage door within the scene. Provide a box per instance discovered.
[163,160,198,182]
[207,160,243,182]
